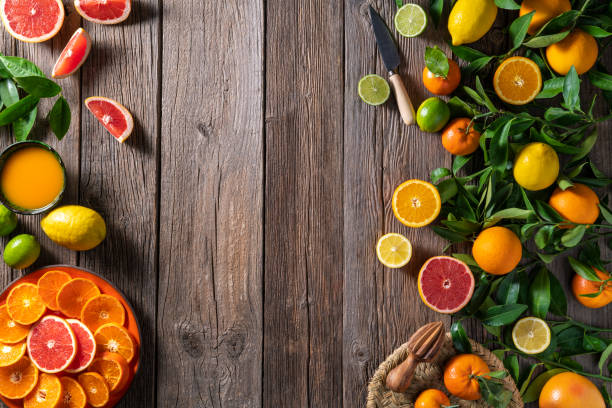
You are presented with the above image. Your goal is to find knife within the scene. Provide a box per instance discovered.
[369,6,416,126]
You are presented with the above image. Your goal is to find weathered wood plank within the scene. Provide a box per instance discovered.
[157,0,264,406]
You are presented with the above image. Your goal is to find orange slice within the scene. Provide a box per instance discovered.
[493,56,542,106]
[0,356,38,399]
[392,179,442,228]
[23,372,62,408]
[89,352,130,393]
[6,283,46,325]
[58,377,87,408]
[0,0,65,43]
[37,270,72,311]
[77,372,109,408]
[0,304,30,344]
[81,294,126,332]
[0,341,26,367]
[56,278,101,319]
[94,323,136,363]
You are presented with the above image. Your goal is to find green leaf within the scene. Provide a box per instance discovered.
[482,304,527,326]
[536,77,565,99]
[496,272,521,305]
[588,70,612,91]
[519,363,542,395]
[572,128,597,162]
[557,177,574,191]
[504,354,519,382]
[428,0,443,27]
[490,119,514,172]
[449,43,488,62]
[561,224,586,247]
[544,107,583,123]
[463,86,486,106]
[599,203,612,224]
[0,95,39,127]
[16,76,61,98]
[548,271,567,316]
[495,0,520,9]
[0,55,45,78]
[579,24,612,38]
[464,56,494,75]
[476,76,498,112]
[509,11,535,49]
[534,225,554,249]
[425,46,449,78]
[537,10,580,35]
[529,268,550,319]
[437,178,458,203]
[537,252,556,264]
[598,342,612,375]
[465,274,491,315]
[531,128,581,155]
[563,66,580,110]
[583,335,607,353]
[568,256,602,281]
[48,96,71,140]
[523,31,570,48]
[452,155,471,175]
[448,96,479,118]
[431,226,468,243]
[451,321,472,353]
[535,201,563,223]
[395,0,402,8]
[522,369,567,403]
[488,208,534,222]
[0,78,19,107]
[477,375,513,408]
[431,167,451,183]
[13,106,37,142]
[453,253,478,267]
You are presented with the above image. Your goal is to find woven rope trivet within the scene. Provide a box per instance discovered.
[367,333,524,408]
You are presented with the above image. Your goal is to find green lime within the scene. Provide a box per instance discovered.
[0,205,17,236]
[3,234,40,270]
[358,74,390,106]
[394,4,428,38]
[416,97,451,132]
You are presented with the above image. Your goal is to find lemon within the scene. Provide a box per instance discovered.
[513,142,559,191]
[41,205,106,251]
[512,317,551,354]
[448,0,498,46]
[376,233,412,268]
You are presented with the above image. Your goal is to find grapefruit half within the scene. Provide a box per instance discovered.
[52,28,92,79]
[85,96,134,143]
[418,256,475,314]
[27,316,77,373]
[0,0,64,43]
[74,0,131,25]
[65,319,96,373]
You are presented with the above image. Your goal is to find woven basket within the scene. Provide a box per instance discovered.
[367,333,524,408]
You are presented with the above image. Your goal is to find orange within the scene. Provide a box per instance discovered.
[493,57,542,105]
[443,353,489,400]
[472,226,522,275]
[0,356,38,399]
[56,278,101,319]
[89,352,130,393]
[94,323,136,363]
[0,304,30,344]
[77,372,109,408]
[548,183,600,226]
[423,59,461,96]
[539,372,605,408]
[37,270,72,311]
[392,180,441,228]
[6,283,46,325]
[58,377,87,408]
[441,118,480,156]
[0,341,26,367]
[519,0,571,35]
[81,294,126,332]
[415,388,451,408]
[571,268,612,308]
[546,29,598,75]
[23,372,62,408]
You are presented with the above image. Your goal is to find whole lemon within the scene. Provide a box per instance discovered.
[546,29,598,75]
[41,205,106,251]
[448,0,498,46]
[513,142,559,191]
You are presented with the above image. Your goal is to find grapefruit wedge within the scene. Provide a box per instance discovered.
[85,96,134,143]
[52,28,92,79]
[27,316,77,373]
[65,319,96,374]
[74,0,131,25]
[0,0,64,43]
[418,256,475,314]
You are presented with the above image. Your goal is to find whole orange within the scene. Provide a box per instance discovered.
[548,183,600,226]
[441,118,480,156]
[519,0,571,35]
[472,226,522,275]
[443,354,489,400]
[423,59,461,96]
[539,372,605,408]
[414,388,451,408]
[572,268,612,308]
[546,29,598,75]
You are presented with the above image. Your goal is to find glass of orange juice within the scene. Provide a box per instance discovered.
[0,141,66,215]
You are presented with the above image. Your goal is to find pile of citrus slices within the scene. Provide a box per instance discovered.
[0,271,137,408]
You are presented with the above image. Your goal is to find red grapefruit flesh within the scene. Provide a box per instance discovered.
[27,315,77,373]
[65,319,96,374]
[52,28,92,79]
[0,0,64,43]
[418,256,475,314]
[74,0,131,25]
[85,96,134,143]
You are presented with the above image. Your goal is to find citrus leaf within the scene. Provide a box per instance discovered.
[529,268,550,319]
[563,66,580,111]
[598,343,612,375]
[504,354,519,382]
[431,226,468,243]
[0,55,45,78]
[464,56,494,75]
[518,363,542,395]
[495,0,520,10]
[599,203,612,224]
[536,252,556,264]
[568,257,602,281]
[476,76,498,112]
[463,86,486,106]
[452,253,478,267]
[49,96,71,140]
[536,10,580,35]
[536,77,565,99]
[425,46,449,78]
[583,335,607,353]
[522,369,567,403]
[561,224,586,247]
[437,178,458,203]
[509,11,535,49]
[548,271,567,316]
[535,201,563,223]
[589,70,612,91]
[451,321,472,353]
[0,78,19,107]
[557,177,574,191]
[496,272,521,305]
[13,106,37,142]
[579,25,612,38]
[572,128,597,162]
[449,43,488,62]
[523,31,570,48]
[452,155,471,175]
[16,76,61,98]
[534,225,554,249]
[490,119,514,172]
[448,96,479,118]
[482,304,527,326]
[0,95,39,127]
[429,0,444,28]
[431,167,451,183]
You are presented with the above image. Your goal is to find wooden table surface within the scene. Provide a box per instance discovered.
[0,0,610,407]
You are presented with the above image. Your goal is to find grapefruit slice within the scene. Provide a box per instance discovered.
[23,372,62,408]
[0,341,26,367]
[27,316,77,373]
[0,304,30,344]
[0,0,64,43]
[59,377,87,408]
[0,356,38,399]
[52,28,92,79]
[74,0,131,25]
[65,319,96,374]
[418,256,475,314]
[37,270,72,311]
[85,96,134,143]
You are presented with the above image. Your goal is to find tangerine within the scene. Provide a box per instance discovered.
[89,352,130,393]
[472,226,522,275]
[571,268,612,308]
[519,0,571,35]
[548,183,600,226]
[23,372,63,408]
[58,377,87,408]
[0,304,30,344]
[546,29,598,75]
[414,388,451,408]
[441,118,480,156]
[443,353,489,400]
[539,372,605,408]
[78,372,110,408]
[0,356,38,399]
[423,59,461,96]
[94,323,136,363]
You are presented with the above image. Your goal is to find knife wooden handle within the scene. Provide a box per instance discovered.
[389,73,416,126]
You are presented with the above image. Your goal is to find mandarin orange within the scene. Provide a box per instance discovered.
[443,354,489,400]
[571,268,612,308]
[549,183,600,226]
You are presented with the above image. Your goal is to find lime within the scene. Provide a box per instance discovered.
[513,142,559,191]
[394,4,428,38]
[358,74,390,106]
[41,205,106,251]
[3,234,40,270]
[416,97,450,132]
[0,205,17,236]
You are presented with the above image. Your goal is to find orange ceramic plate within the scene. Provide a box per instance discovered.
[0,265,141,408]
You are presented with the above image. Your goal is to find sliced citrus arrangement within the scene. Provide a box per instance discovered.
[85,96,134,142]
[77,372,109,407]
[89,352,130,393]
[27,316,77,373]
[512,317,551,354]
[58,377,87,408]
[493,56,542,106]
[0,304,30,344]
[23,372,62,408]
[0,356,38,400]
[74,0,132,25]
[81,294,126,332]
[6,283,46,325]
[0,0,64,43]
[418,256,475,314]
[65,319,96,373]
[37,271,72,311]
[94,323,136,363]
[392,179,441,228]
[0,341,26,367]
[52,28,92,79]
[57,278,101,319]
[376,233,412,268]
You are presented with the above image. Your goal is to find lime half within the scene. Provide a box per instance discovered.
[358,74,390,106]
[395,4,427,38]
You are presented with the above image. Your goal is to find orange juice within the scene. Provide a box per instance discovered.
[1,146,64,210]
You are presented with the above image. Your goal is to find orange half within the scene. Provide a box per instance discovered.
[392,180,441,228]
[494,57,542,105]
